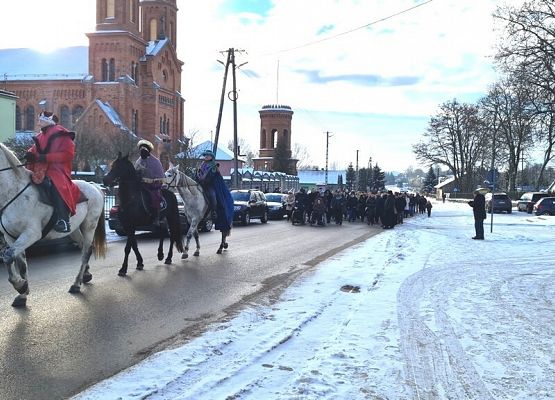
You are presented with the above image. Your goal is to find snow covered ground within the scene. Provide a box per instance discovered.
[74,200,555,400]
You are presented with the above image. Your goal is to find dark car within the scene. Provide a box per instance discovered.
[517,192,550,213]
[485,193,512,213]
[231,189,268,225]
[108,194,213,236]
[533,197,555,215]
[264,193,286,220]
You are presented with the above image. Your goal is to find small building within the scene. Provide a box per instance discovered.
[0,89,17,141]
[297,170,345,191]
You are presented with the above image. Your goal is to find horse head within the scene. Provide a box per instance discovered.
[164,165,180,187]
[103,152,136,187]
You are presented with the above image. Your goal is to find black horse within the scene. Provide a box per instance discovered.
[103,153,183,276]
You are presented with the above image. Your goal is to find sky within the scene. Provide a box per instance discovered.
[0,0,522,172]
[73,199,555,399]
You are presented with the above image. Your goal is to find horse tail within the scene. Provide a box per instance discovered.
[93,207,107,258]
[166,193,184,253]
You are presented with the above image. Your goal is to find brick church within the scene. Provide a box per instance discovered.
[1,0,184,166]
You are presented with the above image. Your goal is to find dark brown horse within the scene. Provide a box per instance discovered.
[103,153,183,276]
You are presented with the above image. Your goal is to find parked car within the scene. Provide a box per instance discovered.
[533,197,555,215]
[485,192,512,213]
[517,192,550,213]
[108,194,213,236]
[264,193,286,220]
[231,189,268,225]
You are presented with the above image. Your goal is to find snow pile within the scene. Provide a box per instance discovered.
[74,202,555,400]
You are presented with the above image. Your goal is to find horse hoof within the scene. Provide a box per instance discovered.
[118,269,127,277]
[194,251,200,257]
[157,253,164,261]
[83,272,93,284]
[136,264,144,271]
[68,285,81,294]
[216,248,222,254]
[12,296,26,308]
[182,253,188,259]
[164,259,172,265]
[16,282,29,295]
[223,243,229,249]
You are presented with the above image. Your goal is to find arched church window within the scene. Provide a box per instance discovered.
[72,105,84,125]
[150,19,158,41]
[109,58,116,81]
[160,116,163,133]
[106,0,115,18]
[25,106,35,131]
[101,58,108,81]
[130,0,136,23]
[60,105,71,128]
[272,129,278,148]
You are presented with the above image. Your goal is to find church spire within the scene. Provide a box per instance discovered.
[140,0,178,45]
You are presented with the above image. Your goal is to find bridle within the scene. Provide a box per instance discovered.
[0,162,31,240]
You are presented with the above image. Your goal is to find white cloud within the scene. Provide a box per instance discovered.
[0,0,521,172]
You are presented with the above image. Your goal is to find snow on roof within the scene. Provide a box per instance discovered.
[434,175,456,189]
[190,140,236,161]
[0,47,88,81]
[96,100,131,133]
[146,39,169,56]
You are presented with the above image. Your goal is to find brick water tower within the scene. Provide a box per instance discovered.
[253,104,298,175]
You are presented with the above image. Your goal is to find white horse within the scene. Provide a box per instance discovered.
[0,143,106,307]
[165,166,230,258]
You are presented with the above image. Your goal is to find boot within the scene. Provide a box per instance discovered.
[51,187,71,233]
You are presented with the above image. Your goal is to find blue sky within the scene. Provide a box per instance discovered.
[0,0,520,172]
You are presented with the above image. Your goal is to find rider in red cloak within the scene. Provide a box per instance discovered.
[24,111,80,233]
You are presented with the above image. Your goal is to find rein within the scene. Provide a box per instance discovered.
[0,162,28,173]
[0,182,32,240]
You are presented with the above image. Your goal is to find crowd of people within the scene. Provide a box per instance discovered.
[282,188,433,229]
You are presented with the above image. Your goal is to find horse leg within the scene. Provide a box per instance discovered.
[11,255,30,308]
[157,235,165,261]
[217,231,227,254]
[223,230,230,249]
[164,235,173,265]
[182,225,195,259]
[193,231,200,256]
[119,237,132,276]
[131,234,144,270]
[69,245,93,293]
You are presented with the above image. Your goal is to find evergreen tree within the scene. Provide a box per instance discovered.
[272,139,290,173]
[345,163,355,191]
[337,174,343,189]
[357,167,368,191]
[423,166,437,192]
[372,164,385,190]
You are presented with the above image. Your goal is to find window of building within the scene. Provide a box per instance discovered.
[130,0,136,22]
[150,19,157,41]
[109,58,116,81]
[101,58,108,81]
[25,106,35,131]
[60,105,71,128]
[106,0,115,18]
[160,116,163,133]
[15,106,21,131]
[72,105,84,125]
[272,129,278,148]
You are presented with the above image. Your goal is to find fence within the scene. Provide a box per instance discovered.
[104,195,116,219]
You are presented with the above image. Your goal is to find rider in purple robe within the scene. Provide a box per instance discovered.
[134,139,166,225]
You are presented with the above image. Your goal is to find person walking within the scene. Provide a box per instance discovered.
[468,189,486,240]
[426,200,433,217]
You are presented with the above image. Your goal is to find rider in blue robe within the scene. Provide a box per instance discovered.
[196,150,234,231]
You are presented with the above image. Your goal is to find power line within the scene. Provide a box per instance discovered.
[266,0,434,55]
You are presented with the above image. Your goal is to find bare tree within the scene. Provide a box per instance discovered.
[413,99,488,192]
[292,143,311,169]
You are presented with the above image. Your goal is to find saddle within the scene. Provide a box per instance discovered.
[139,187,168,216]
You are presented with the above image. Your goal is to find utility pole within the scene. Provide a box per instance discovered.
[214,48,247,189]
[213,49,232,153]
[355,149,359,191]
[325,131,332,187]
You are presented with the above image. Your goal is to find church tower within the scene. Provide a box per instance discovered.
[141,0,178,45]
[253,104,298,175]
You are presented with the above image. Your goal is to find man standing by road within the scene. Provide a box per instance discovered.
[468,189,486,240]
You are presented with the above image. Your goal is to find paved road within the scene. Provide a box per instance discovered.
[0,219,378,400]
